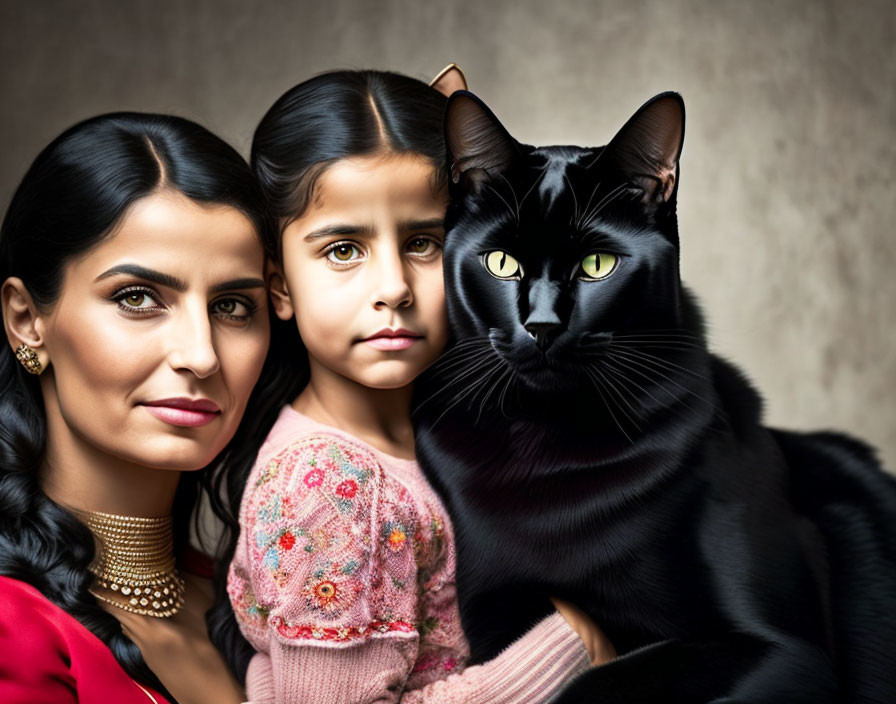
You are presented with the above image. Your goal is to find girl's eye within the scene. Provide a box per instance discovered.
[579,253,619,281]
[483,250,523,279]
[407,237,438,256]
[212,298,254,320]
[325,243,362,263]
[114,287,160,312]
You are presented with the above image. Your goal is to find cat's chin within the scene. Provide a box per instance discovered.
[510,363,586,397]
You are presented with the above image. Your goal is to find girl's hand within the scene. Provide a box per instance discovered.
[550,597,617,666]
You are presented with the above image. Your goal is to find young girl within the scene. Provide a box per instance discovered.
[226,68,612,703]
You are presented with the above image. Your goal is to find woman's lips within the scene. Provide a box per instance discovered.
[141,397,221,428]
[360,328,422,351]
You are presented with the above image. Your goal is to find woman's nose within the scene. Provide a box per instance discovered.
[166,302,221,378]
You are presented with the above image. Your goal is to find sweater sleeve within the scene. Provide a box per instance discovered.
[229,434,591,704]
[246,611,591,704]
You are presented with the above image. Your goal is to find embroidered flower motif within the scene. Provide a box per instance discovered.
[264,547,279,570]
[335,479,358,499]
[310,580,339,609]
[279,531,296,551]
[388,528,407,551]
[303,468,324,488]
[257,496,282,524]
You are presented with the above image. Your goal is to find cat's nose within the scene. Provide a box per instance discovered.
[524,321,561,350]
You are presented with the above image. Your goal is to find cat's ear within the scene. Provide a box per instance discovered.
[444,90,519,194]
[604,92,685,205]
[429,62,468,97]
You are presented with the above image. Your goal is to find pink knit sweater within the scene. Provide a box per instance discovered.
[228,406,591,703]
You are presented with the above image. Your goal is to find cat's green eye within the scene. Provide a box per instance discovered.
[580,253,618,281]
[484,250,523,279]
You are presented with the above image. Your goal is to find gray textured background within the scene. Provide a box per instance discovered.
[2,0,893,471]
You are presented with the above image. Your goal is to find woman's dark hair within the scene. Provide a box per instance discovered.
[0,112,289,697]
[207,69,449,680]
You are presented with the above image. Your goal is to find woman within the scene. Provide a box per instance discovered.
[0,112,292,703]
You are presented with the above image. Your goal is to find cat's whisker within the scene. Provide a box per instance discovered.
[577,180,602,230]
[611,346,709,381]
[584,368,635,444]
[581,184,629,228]
[427,368,498,429]
[603,359,708,428]
[563,174,580,227]
[498,174,522,223]
[612,330,700,339]
[611,335,701,344]
[475,365,513,425]
[606,352,712,407]
[428,346,494,376]
[599,362,660,417]
[485,183,519,225]
[587,366,644,432]
[518,166,547,211]
[414,352,498,412]
[497,370,517,419]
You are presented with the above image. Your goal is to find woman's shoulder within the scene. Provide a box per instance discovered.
[0,575,69,638]
[0,576,168,703]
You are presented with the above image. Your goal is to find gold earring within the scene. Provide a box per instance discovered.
[15,344,43,375]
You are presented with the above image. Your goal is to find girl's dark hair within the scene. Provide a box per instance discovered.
[0,112,288,697]
[252,69,449,247]
[207,69,449,680]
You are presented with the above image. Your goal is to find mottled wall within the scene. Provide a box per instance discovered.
[1,0,893,471]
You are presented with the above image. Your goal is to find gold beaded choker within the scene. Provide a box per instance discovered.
[80,510,185,618]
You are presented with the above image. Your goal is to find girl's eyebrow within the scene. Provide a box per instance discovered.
[303,218,445,242]
[304,224,374,242]
[400,218,445,231]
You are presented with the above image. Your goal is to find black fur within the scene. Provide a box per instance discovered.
[413,91,896,702]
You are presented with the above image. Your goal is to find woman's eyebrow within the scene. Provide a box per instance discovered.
[210,277,265,293]
[95,264,186,291]
[304,224,375,242]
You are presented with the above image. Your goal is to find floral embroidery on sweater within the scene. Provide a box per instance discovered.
[228,421,470,689]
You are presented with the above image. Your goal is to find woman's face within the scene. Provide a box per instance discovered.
[35,190,270,472]
[275,153,449,391]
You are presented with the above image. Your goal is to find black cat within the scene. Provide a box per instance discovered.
[412,90,896,703]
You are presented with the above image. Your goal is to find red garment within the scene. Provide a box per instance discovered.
[0,576,169,704]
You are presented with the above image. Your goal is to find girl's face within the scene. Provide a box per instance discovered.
[29,191,270,471]
[274,153,449,391]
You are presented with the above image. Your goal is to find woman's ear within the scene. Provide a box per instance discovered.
[2,277,49,368]
[266,261,295,321]
[430,63,468,97]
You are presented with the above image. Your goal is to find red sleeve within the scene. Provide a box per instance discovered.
[0,576,79,704]
[0,576,169,704]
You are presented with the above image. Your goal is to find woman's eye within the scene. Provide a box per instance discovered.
[114,288,160,312]
[326,243,362,263]
[483,250,522,279]
[580,252,619,281]
[212,298,253,320]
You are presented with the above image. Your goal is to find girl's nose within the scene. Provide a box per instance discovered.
[372,249,413,309]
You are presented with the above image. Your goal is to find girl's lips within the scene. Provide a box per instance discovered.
[360,328,423,351]
[363,336,420,351]
[142,398,221,428]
